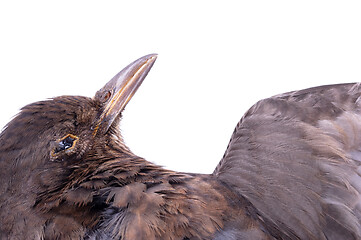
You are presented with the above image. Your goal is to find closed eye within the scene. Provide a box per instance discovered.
[53,134,78,154]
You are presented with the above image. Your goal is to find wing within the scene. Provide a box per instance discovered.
[214,83,361,240]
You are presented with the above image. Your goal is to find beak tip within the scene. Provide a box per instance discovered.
[146,53,158,62]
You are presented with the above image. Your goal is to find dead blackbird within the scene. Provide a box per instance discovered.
[1,54,361,240]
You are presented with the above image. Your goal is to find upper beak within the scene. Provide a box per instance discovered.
[93,54,157,136]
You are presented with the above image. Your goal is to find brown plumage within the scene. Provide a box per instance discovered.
[1,54,361,239]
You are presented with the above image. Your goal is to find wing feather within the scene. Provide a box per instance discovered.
[215,83,361,239]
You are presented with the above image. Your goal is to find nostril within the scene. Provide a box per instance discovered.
[102,91,112,102]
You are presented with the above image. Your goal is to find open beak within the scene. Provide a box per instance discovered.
[93,54,157,136]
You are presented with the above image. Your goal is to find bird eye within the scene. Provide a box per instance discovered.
[54,134,78,154]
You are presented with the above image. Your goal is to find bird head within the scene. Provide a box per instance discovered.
[0,54,157,202]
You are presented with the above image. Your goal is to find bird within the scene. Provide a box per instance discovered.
[0,54,361,240]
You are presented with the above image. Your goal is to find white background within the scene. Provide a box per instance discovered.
[0,1,360,173]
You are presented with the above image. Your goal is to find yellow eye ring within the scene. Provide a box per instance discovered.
[51,134,79,158]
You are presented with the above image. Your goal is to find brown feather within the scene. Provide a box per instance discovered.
[2,79,361,239]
